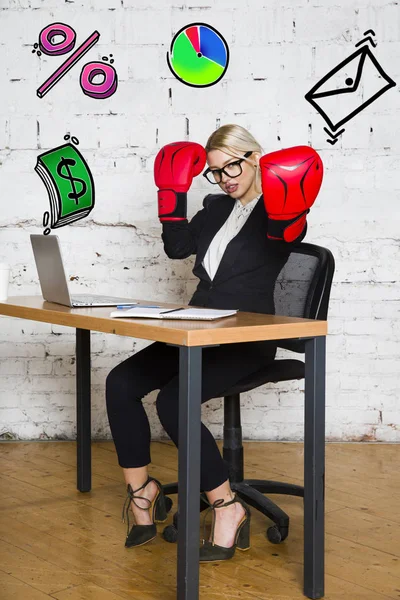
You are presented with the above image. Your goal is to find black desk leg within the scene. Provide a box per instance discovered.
[177,346,202,600]
[304,335,326,599]
[76,328,91,493]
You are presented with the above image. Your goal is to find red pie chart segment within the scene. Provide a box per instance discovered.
[186,26,200,53]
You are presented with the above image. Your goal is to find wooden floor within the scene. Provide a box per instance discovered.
[0,441,399,600]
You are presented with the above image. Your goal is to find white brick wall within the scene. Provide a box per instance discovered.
[0,0,399,442]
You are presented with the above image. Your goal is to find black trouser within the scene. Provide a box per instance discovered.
[105,339,277,492]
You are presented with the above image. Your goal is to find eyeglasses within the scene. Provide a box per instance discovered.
[203,151,253,184]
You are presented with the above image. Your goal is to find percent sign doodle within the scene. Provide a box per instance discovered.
[35,23,118,99]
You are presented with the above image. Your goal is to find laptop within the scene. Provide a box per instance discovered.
[30,234,138,307]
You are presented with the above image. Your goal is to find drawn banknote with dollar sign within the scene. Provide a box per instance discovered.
[35,137,95,235]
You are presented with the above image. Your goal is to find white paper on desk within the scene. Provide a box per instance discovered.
[109,307,238,320]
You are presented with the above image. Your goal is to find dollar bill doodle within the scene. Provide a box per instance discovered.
[35,142,95,234]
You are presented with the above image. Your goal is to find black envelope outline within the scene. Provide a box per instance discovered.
[305,44,396,132]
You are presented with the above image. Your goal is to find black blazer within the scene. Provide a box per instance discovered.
[161,192,307,315]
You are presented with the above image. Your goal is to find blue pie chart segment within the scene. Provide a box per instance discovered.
[199,25,227,67]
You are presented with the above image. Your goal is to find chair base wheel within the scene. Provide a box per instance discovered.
[162,524,178,543]
[266,525,288,544]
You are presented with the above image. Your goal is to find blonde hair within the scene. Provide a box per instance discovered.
[204,124,264,193]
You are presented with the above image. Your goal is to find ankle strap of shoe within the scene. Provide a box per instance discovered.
[129,476,152,496]
[201,494,237,545]
[203,495,237,510]
[122,476,154,534]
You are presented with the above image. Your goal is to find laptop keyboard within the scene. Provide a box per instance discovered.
[72,296,131,303]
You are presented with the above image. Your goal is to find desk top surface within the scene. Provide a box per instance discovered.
[0,296,328,347]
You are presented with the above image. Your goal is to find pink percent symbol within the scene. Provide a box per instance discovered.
[36,23,117,99]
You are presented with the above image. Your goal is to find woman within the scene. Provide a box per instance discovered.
[106,124,309,562]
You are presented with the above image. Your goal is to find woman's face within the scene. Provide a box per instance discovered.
[206,149,259,199]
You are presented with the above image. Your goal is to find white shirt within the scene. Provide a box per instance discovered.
[202,194,262,281]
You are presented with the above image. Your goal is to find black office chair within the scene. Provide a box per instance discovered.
[162,242,335,544]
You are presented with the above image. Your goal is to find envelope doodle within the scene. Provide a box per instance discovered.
[305,32,396,143]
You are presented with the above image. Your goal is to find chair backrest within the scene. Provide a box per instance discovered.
[273,242,335,353]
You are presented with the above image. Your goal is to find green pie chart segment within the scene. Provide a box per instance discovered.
[169,25,228,86]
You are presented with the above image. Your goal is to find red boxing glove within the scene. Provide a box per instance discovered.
[154,141,206,222]
[260,145,323,242]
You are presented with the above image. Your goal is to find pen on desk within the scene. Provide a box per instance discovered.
[160,307,184,314]
[116,305,136,309]
[116,304,161,309]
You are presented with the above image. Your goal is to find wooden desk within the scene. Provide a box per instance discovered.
[0,296,327,600]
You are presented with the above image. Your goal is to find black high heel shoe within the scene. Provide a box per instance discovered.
[122,476,168,548]
[199,494,251,562]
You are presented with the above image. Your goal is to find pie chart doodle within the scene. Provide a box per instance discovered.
[166,22,229,87]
